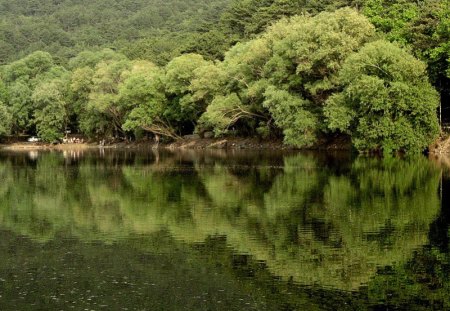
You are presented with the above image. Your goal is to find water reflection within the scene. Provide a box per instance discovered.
[0,150,446,309]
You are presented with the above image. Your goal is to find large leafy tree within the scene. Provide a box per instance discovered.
[70,66,102,137]
[69,50,129,138]
[88,59,131,138]
[123,55,217,139]
[363,0,449,117]
[198,8,376,145]
[324,40,440,154]
[260,8,375,146]
[32,79,69,142]
[121,61,174,138]
[0,80,11,135]
[0,51,67,136]
[196,37,273,136]
[163,54,212,132]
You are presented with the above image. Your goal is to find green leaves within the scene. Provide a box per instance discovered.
[2,51,54,83]
[198,93,249,136]
[164,54,211,124]
[0,51,70,137]
[263,86,317,147]
[324,40,440,154]
[32,80,68,142]
[0,103,12,136]
[197,8,376,146]
[363,0,449,101]
[0,0,232,65]
[121,61,167,134]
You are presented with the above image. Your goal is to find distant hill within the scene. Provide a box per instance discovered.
[0,0,231,65]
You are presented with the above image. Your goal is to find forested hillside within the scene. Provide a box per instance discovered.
[0,0,448,154]
[0,0,363,65]
[0,0,230,65]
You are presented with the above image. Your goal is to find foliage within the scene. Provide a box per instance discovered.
[263,86,316,147]
[6,81,33,133]
[164,54,211,126]
[88,59,131,137]
[363,0,449,115]
[198,93,257,136]
[0,51,68,136]
[0,0,231,65]
[32,79,68,142]
[121,61,173,138]
[324,40,440,154]
[0,103,12,136]
[199,8,376,145]
[122,54,219,139]
[219,0,361,39]
[68,49,127,70]
[0,80,10,135]
[69,50,130,138]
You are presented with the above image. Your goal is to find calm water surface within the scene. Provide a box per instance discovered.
[0,149,448,310]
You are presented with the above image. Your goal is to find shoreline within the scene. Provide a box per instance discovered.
[0,136,352,152]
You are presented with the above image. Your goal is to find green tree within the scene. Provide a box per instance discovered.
[6,81,33,134]
[363,0,449,116]
[164,54,211,130]
[2,51,54,83]
[69,50,129,138]
[32,79,68,142]
[198,93,262,136]
[263,86,316,147]
[68,49,127,70]
[199,8,376,144]
[263,8,375,101]
[0,51,65,136]
[121,61,174,138]
[0,103,12,136]
[196,38,273,136]
[88,59,131,137]
[70,66,102,137]
[324,40,440,154]
[0,79,12,135]
[220,0,361,40]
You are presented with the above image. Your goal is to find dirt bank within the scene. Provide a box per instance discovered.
[430,135,450,155]
[0,143,93,151]
[0,136,352,152]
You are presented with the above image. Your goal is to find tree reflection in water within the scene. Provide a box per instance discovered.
[0,150,447,310]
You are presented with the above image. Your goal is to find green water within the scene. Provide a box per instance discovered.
[0,149,448,310]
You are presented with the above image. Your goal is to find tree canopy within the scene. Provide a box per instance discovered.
[324,40,440,153]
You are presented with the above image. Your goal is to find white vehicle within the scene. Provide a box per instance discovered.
[27,136,40,142]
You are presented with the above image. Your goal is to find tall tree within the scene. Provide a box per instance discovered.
[324,40,440,154]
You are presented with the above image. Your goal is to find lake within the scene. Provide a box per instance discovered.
[0,149,448,310]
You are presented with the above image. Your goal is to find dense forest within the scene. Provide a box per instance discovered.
[0,0,449,154]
